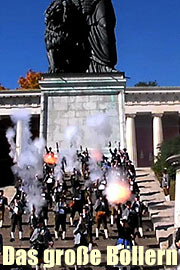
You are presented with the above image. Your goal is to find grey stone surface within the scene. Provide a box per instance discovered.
[46,94,121,148]
[39,73,126,148]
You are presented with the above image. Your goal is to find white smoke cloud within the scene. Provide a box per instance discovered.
[85,113,112,150]
[55,113,112,178]
[88,157,103,182]
[6,109,45,214]
[64,126,80,147]
[6,127,16,162]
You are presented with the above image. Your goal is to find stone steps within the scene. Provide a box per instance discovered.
[0,171,163,269]
[136,168,175,249]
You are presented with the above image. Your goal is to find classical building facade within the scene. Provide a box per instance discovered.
[0,84,180,181]
[126,87,180,167]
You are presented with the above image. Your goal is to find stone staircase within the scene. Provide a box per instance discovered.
[0,172,165,270]
[136,168,175,249]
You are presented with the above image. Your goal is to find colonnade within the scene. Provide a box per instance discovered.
[15,113,164,167]
[126,113,164,167]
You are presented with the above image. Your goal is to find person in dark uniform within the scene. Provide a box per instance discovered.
[70,186,83,226]
[39,190,49,226]
[131,195,147,237]
[44,170,55,208]
[9,196,24,241]
[161,168,170,201]
[13,179,26,207]
[54,196,68,240]
[71,168,81,197]
[115,203,123,235]
[94,195,109,239]
[82,204,94,251]
[53,180,67,202]
[109,143,121,168]
[127,160,136,179]
[73,214,88,248]
[30,219,53,270]
[0,190,8,228]
[175,227,180,249]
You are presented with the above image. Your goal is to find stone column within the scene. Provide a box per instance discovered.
[126,114,137,167]
[16,120,23,157]
[118,91,126,149]
[153,113,163,159]
[39,92,47,140]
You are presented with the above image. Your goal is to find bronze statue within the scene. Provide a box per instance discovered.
[45,0,117,73]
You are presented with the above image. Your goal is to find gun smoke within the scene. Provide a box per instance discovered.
[6,110,45,214]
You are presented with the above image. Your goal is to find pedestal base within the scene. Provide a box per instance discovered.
[39,73,126,149]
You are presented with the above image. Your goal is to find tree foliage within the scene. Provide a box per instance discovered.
[18,70,42,89]
[134,80,158,87]
[152,136,180,179]
[0,83,8,90]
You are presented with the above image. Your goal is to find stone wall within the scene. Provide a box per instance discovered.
[46,94,120,149]
[39,73,126,150]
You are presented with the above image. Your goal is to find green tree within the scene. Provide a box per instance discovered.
[134,80,158,87]
[152,136,180,179]
[152,136,180,200]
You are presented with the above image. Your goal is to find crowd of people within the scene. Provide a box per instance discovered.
[0,143,148,269]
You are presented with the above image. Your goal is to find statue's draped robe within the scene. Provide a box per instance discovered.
[84,0,117,72]
[45,0,117,73]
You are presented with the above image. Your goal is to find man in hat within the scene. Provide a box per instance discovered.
[120,201,137,242]
[44,169,55,208]
[71,168,81,197]
[131,195,147,237]
[53,179,67,202]
[54,196,68,240]
[30,218,53,270]
[9,196,24,241]
[94,195,109,239]
[70,185,83,226]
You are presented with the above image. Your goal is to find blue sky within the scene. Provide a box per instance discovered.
[0,0,180,89]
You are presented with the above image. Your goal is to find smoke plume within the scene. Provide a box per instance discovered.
[6,109,45,214]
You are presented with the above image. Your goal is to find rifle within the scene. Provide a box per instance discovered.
[56,142,59,153]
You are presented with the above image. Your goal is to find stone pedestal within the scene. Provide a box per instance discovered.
[39,73,126,149]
